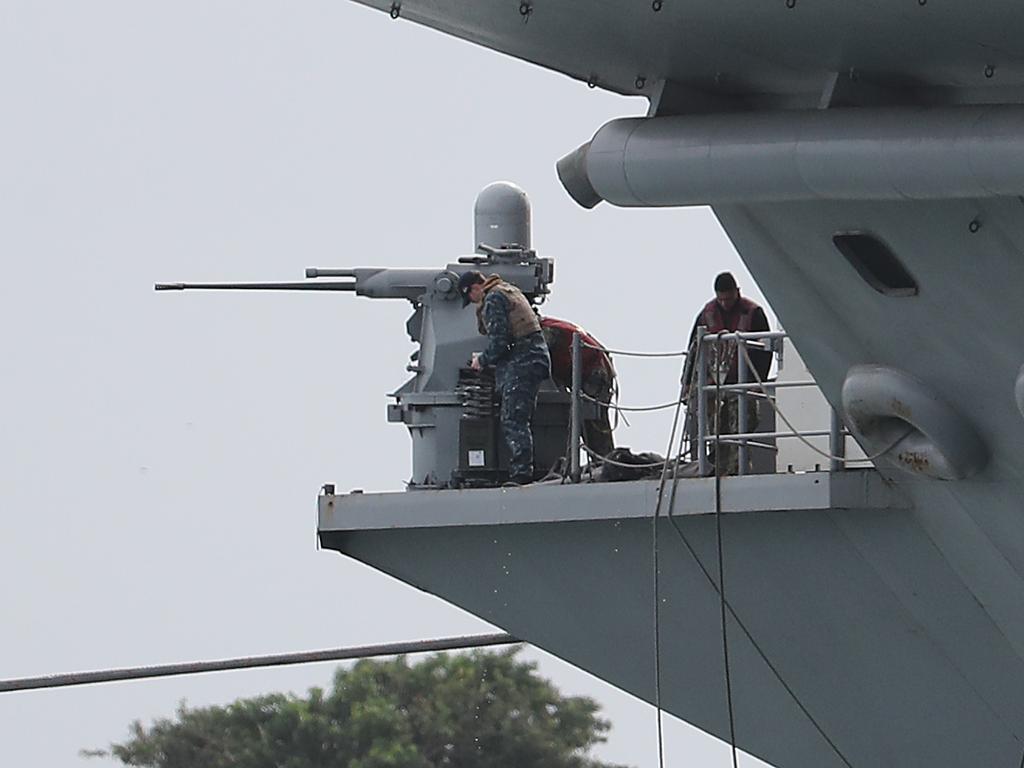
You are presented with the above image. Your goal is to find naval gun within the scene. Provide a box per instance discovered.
[156,182,574,489]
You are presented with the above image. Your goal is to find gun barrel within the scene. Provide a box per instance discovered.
[305,268,357,278]
[154,281,357,292]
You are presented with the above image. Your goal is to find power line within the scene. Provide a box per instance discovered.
[0,633,519,694]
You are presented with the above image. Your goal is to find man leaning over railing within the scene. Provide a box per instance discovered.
[540,316,616,459]
[683,272,771,475]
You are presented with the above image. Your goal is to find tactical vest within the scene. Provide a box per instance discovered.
[702,296,760,333]
[476,278,541,338]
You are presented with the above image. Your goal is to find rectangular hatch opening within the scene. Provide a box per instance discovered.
[833,232,919,297]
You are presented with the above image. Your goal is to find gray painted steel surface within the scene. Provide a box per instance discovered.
[363,249,555,487]
[319,470,903,530]
[841,364,988,481]
[709,197,1024,689]
[339,3,1024,766]
[319,475,1024,767]
[1017,365,1024,419]
[474,181,531,250]
[560,107,1024,207]
[353,0,1024,104]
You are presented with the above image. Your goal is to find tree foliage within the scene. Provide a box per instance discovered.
[88,648,628,768]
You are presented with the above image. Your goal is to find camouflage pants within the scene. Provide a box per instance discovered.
[498,363,547,482]
[708,393,759,476]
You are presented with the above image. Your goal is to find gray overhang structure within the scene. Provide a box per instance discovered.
[316,470,1024,768]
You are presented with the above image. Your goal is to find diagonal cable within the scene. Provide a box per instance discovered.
[659,335,855,768]
[0,634,519,693]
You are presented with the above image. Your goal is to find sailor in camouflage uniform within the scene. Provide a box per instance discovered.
[459,270,551,484]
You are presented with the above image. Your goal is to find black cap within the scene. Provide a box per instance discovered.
[714,271,738,292]
[458,270,486,306]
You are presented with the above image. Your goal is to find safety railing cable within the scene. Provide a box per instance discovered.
[580,391,684,413]
[570,332,692,478]
[582,341,687,358]
[572,328,905,478]
[734,342,912,464]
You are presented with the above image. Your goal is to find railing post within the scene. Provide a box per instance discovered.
[829,406,846,473]
[570,331,582,482]
[737,336,748,476]
[696,326,709,476]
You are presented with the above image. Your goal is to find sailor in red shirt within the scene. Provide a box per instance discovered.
[540,316,616,459]
[684,272,771,475]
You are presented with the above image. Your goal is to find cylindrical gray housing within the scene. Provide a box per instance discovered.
[561,106,1024,207]
[474,181,531,250]
[1016,365,1024,420]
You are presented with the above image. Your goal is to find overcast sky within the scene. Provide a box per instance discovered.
[1,3,774,765]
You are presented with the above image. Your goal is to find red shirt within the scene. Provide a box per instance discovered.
[540,317,614,390]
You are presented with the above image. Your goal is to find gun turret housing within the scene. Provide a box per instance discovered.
[156,183,566,488]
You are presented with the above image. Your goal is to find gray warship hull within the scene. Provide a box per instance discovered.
[315,194,1024,768]
[319,467,1024,768]
[320,3,1024,764]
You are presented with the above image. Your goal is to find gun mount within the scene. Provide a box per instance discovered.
[156,182,573,488]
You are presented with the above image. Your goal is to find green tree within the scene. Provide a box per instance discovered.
[87,648,629,768]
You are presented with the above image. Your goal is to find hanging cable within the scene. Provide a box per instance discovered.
[582,342,687,358]
[713,339,741,768]
[580,392,684,413]
[652,490,667,768]
[572,331,856,766]
[648,352,692,768]
[0,634,519,693]
[569,332,862,766]
[658,343,855,768]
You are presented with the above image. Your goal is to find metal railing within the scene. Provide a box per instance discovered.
[566,328,854,480]
[570,330,583,481]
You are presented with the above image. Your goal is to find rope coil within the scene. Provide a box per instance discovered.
[580,442,683,470]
